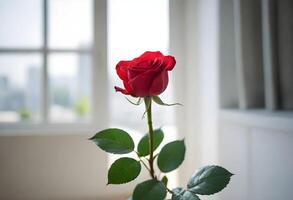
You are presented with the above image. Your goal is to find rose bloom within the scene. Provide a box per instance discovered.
[114,51,176,97]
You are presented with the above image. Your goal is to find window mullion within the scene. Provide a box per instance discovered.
[42,0,49,123]
[233,0,265,109]
[261,0,280,110]
[92,0,108,128]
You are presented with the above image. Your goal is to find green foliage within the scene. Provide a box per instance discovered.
[157,140,186,173]
[152,96,182,106]
[133,179,166,200]
[126,97,143,105]
[90,128,134,154]
[19,108,31,120]
[172,188,200,200]
[161,176,168,187]
[137,128,164,157]
[108,157,141,185]
[187,165,233,195]
[90,97,233,199]
[75,96,89,117]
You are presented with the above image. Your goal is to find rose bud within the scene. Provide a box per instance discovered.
[114,51,176,97]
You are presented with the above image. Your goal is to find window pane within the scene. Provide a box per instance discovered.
[0,54,42,122]
[108,0,173,133]
[48,53,91,122]
[0,0,42,48]
[48,0,93,49]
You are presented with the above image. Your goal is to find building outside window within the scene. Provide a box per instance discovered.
[0,0,93,124]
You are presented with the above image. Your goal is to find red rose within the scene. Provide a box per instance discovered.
[114,51,176,97]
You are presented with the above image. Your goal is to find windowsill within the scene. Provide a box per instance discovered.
[219,109,293,132]
[0,122,99,136]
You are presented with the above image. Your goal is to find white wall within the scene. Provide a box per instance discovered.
[218,111,293,200]
[217,0,293,199]
[0,134,140,200]
[171,1,293,200]
[170,0,220,187]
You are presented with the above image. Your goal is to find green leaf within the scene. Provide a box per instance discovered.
[172,188,185,200]
[187,165,233,195]
[108,157,141,185]
[157,140,186,173]
[137,129,164,157]
[152,96,183,106]
[161,176,168,187]
[172,188,200,200]
[133,179,167,200]
[90,128,134,154]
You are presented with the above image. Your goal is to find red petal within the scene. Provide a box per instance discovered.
[128,69,158,97]
[149,70,169,96]
[123,81,134,95]
[134,51,164,62]
[114,86,130,95]
[163,56,176,71]
[127,67,147,80]
[116,61,131,81]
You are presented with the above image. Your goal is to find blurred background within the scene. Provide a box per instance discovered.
[0,0,292,199]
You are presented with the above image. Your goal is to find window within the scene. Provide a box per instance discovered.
[0,0,93,124]
[108,0,176,137]
[0,0,175,135]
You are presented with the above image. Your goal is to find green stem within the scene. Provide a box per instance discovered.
[144,97,155,179]
[135,151,152,173]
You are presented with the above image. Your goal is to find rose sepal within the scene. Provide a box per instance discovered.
[152,96,183,106]
[125,97,143,106]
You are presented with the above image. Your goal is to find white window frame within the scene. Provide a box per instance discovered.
[0,0,108,135]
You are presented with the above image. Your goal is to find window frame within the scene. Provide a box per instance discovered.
[0,0,108,135]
